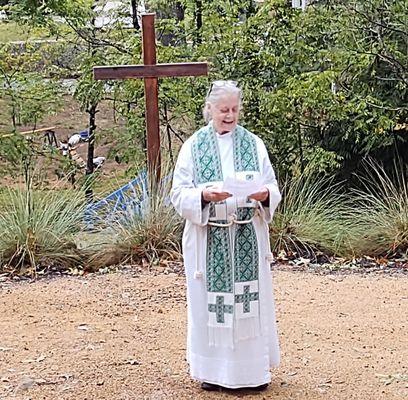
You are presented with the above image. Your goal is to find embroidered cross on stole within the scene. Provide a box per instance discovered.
[192,123,261,347]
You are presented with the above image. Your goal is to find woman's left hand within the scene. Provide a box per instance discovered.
[249,187,269,202]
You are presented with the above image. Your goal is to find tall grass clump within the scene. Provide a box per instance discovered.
[349,161,408,256]
[0,185,86,275]
[93,172,182,267]
[270,174,354,258]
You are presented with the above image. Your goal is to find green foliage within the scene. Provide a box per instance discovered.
[0,43,63,128]
[74,54,106,112]
[186,0,407,178]
[0,182,86,275]
[0,41,63,175]
[271,160,407,259]
[0,133,30,176]
[0,0,406,270]
[0,21,50,42]
[7,0,93,33]
[3,0,407,178]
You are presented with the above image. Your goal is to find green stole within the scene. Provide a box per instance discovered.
[191,123,261,346]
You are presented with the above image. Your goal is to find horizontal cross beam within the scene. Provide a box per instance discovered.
[94,62,208,80]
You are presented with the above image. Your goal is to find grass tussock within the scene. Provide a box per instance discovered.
[0,186,86,275]
[1,161,406,277]
[94,173,183,266]
[348,161,408,257]
[270,174,353,258]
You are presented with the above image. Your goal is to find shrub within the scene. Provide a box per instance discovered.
[91,173,182,267]
[0,185,85,275]
[349,161,408,256]
[270,174,354,258]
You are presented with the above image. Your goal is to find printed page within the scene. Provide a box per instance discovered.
[222,176,263,198]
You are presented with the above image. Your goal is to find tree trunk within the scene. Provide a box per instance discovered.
[130,0,140,31]
[194,0,203,45]
[85,103,97,202]
[175,1,185,22]
[246,0,256,18]
[85,9,98,203]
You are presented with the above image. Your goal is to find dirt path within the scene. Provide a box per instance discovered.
[0,268,407,400]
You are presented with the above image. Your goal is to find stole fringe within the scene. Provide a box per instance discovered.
[208,326,234,349]
[234,317,261,342]
[208,317,261,349]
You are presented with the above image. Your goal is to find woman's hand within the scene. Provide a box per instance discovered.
[202,187,232,203]
[249,187,269,202]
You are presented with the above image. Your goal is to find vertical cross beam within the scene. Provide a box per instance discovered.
[142,14,161,179]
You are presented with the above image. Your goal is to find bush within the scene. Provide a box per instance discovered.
[270,173,354,258]
[91,173,182,267]
[0,185,85,275]
[349,161,408,256]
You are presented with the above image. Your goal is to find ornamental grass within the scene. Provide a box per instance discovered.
[348,161,408,257]
[270,173,354,258]
[0,184,85,276]
[91,172,182,267]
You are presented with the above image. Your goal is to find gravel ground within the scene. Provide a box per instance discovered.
[0,267,407,400]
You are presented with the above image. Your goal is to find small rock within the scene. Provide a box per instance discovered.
[16,376,36,391]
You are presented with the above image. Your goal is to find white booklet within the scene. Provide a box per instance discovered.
[222,176,264,198]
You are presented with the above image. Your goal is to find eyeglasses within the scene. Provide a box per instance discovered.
[207,80,239,98]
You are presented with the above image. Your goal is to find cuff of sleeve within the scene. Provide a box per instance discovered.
[260,190,270,207]
[197,188,209,226]
[258,184,281,223]
[201,190,210,209]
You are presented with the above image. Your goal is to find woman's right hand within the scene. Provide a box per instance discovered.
[202,186,232,203]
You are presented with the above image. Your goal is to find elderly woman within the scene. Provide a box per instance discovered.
[170,81,281,391]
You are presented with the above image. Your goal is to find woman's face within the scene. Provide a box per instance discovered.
[209,94,240,134]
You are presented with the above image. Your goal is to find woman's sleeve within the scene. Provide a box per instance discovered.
[258,140,281,223]
[170,140,210,226]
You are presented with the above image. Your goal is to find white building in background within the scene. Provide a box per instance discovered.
[292,0,308,11]
[94,0,146,28]
[257,0,309,11]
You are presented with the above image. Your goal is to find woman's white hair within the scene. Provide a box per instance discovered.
[203,80,242,123]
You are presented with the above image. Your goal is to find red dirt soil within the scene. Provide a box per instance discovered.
[0,267,407,400]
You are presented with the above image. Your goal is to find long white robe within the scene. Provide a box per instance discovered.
[171,125,281,388]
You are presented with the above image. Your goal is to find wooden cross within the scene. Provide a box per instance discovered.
[93,13,208,180]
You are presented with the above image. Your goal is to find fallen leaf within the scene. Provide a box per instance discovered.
[77,324,89,331]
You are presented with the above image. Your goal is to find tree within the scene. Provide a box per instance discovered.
[4,0,406,181]
[187,0,407,178]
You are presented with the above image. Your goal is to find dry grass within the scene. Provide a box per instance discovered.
[270,174,353,258]
[91,172,182,266]
[348,161,408,256]
[0,183,85,275]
